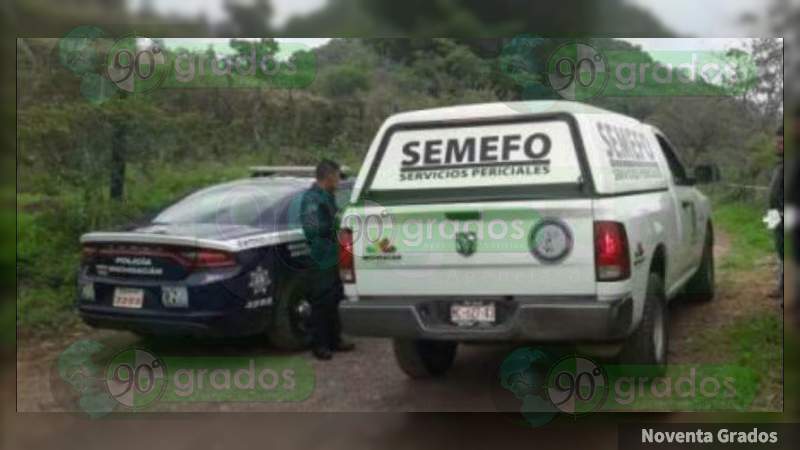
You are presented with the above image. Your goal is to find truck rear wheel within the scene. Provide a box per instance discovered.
[684,225,715,303]
[620,273,668,373]
[267,279,312,351]
[393,339,457,378]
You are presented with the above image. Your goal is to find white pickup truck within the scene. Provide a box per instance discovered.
[338,101,717,378]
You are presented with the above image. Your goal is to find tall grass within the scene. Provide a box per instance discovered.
[712,200,777,271]
[692,196,784,411]
[16,156,262,331]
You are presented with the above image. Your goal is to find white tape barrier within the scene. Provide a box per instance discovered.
[763,208,798,230]
[763,210,782,230]
[722,183,769,191]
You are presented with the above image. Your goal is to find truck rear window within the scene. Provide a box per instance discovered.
[362,118,585,203]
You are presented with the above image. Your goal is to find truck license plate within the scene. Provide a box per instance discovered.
[113,288,144,309]
[451,303,495,325]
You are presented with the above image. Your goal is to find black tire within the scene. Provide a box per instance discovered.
[620,273,668,373]
[393,339,458,378]
[267,279,312,351]
[684,225,715,303]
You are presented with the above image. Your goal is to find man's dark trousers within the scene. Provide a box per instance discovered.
[776,223,784,297]
[308,268,342,351]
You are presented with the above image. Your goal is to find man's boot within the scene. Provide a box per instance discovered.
[312,347,333,360]
[333,339,355,352]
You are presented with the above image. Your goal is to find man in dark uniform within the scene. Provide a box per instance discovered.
[768,125,784,306]
[300,159,355,360]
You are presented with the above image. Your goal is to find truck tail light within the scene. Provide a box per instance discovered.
[180,249,237,269]
[338,228,356,283]
[594,221,631,282]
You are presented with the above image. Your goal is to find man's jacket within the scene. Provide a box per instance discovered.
[300,183,339,270]
[789,157,799,210]
[769,161,784,212]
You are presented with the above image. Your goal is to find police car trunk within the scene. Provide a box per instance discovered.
[340,102,639,342]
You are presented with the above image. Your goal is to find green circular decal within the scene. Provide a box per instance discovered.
[58,26,106,75]
[546,42,609,101]
[105,348,167,409]
[495,347,559,427]
[546,355,609,415]
[106,35,169,94]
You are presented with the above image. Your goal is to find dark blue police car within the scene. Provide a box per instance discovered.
[77,167,352,349]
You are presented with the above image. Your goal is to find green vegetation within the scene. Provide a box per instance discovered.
[16,157,262,331]
[692,198,783,411]
[15,35,783,338]
[712,201,776,271]
[689,312,782,411]
[724,313,782,382]
[0,300,13,346]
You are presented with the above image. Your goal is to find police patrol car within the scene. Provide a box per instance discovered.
[337,101,718,377]
[77,167,352,350]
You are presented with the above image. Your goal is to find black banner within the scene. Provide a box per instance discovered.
[618,424,797,450]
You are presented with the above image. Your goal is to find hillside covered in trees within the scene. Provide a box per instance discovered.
[17,36,783,331]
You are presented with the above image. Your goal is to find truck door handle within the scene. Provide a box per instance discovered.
[681,201,693,209]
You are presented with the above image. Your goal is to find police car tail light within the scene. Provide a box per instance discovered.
[81,245,100,264]
[180,249,237,269]
[338,228,356,283]
[594,221,631,282]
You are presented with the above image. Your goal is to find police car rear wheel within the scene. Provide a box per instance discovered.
[268,280,312,351]
[393,339,457,378]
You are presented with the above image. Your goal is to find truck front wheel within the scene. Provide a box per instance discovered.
[393,339,457,378]
[619,273,668,373]
[684,225,715,303]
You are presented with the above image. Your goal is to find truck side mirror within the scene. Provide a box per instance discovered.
[693,164,721,184]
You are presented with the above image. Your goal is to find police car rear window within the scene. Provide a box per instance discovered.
[362,118,584,202]
[153,183,303,227]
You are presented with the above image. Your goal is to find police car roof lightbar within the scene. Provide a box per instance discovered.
[250,165,351,178]
[250,166,315,177]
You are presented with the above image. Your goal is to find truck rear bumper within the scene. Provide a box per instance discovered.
[340,295,633,342]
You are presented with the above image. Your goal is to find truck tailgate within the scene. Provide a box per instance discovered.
[345,199,596,297]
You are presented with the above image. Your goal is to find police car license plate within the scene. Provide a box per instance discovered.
[451,303,495,325]
[113,288,144,309]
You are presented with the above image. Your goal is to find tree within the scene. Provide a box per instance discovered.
[230,38,279,78]
[740,39,784,125]
[223,0,274,35]
[317,65,369,98]
[284,0,673,37]
[741,0,795,100]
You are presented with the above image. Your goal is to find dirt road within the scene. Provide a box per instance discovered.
[5,231,788,449]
